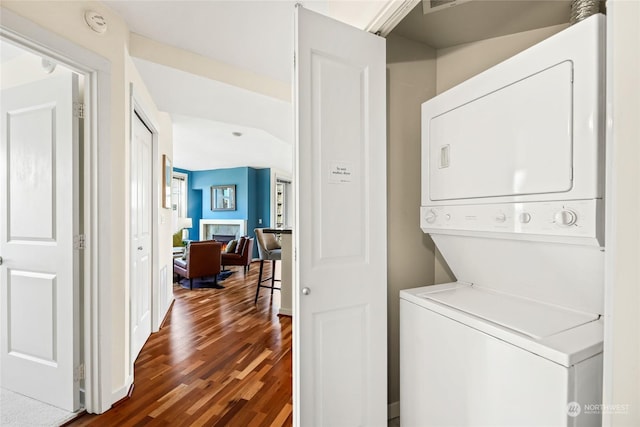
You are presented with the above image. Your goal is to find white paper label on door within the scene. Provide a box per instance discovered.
[328,161,354,184]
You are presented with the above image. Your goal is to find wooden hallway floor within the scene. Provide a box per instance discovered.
[72,261,292,427]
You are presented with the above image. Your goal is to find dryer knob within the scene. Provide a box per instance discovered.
[495,213,507,223]
[554,209,577,226]
[425,210,437,224]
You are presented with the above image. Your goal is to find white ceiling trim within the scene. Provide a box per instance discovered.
[366,0,421,36]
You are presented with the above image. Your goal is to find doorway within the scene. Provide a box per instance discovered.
[0,37,83,425]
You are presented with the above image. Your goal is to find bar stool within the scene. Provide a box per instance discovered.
[254,228,281,304]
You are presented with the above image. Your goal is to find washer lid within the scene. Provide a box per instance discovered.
[421,285,599,340]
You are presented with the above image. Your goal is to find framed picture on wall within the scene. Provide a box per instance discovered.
[162,154,172,209]
[211,185,236,211]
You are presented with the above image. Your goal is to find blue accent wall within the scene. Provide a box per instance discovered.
[176,166,271,255]
[247,167,258,250]
[256,168,271,228]
[256,169,271,258]
[192,167,250,223]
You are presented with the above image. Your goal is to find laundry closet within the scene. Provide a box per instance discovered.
[385,1,607,425]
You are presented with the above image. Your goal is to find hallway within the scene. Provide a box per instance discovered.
[72,262,292,426]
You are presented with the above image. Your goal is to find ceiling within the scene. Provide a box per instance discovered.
[132,57,293,171]
[3,1,576,173]
[102,0,395,172]
[102,0,573,173]
[106,0,295,84]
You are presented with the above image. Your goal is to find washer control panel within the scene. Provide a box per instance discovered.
[421,200,601,239]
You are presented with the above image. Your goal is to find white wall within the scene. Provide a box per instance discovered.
[435,23,569,93]
[2,0,173,407]
[155,112,175,327]
[603,1,640,425]
[386,33,437,411]
[125,54,175,331]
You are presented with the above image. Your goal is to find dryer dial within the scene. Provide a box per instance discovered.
[519,212,532,224]
[554,209,577,226]
[425,210,438,224]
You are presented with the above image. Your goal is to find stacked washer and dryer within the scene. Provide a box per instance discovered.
[400,14,605,427]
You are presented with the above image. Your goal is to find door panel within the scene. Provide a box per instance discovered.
[8,106,56,240]
[313,304,369,426]
[1,73,80,411]
[295,6,387,425]
[8,271,57,362]
[312,53,367,263]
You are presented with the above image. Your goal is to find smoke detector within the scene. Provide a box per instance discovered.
[84,10,107,34]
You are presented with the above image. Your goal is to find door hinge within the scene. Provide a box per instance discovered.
[293,52,296,68]
[73,102,85,119]
[74,234,86,250]
[74,363,85,382]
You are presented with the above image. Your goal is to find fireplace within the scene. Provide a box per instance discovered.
[199,219,247,242]
[212,234,236,244]
[212,234,236,251]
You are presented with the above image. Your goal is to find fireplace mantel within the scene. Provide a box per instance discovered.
[199,219,247,241]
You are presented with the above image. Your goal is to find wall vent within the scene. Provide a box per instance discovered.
[422,0,470,15]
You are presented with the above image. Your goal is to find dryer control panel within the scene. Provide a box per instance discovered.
[421,200,603,245]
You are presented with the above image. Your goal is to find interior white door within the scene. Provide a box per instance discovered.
[0,72,80,411]
[130,112,152,362]
[294,6,387,426]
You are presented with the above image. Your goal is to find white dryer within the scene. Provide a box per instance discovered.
[401,14,605,427]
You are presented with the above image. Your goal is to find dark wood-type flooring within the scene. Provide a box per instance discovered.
[72,261,292,426]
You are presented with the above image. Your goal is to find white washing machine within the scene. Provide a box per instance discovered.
[401,283,603,427]
[401,14,606,427]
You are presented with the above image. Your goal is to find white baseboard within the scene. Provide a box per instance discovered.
[278,307,293,316]
[388,401,400,419]
[110,374,133,407]
[110,387,128,406]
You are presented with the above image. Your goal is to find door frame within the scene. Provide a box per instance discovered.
[603,1,640,424]
[128,85,160,380]
[0,8,112,413]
